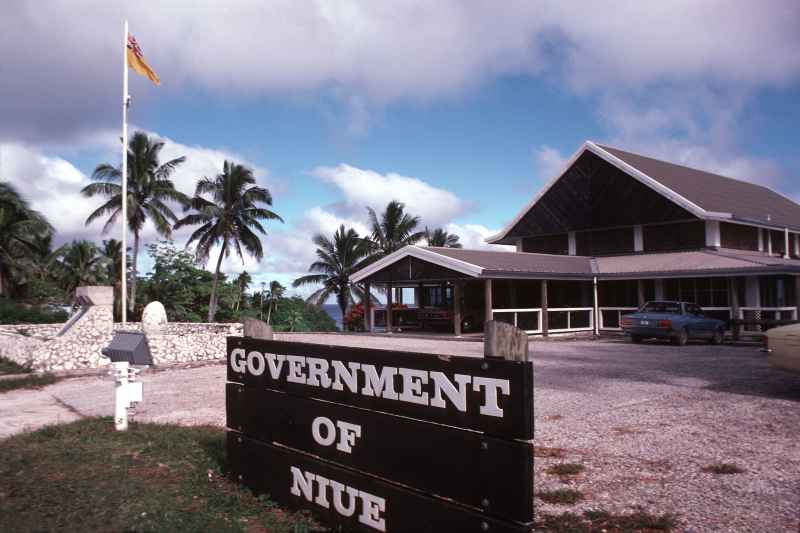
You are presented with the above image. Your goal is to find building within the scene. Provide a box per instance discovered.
[351,141,800,336]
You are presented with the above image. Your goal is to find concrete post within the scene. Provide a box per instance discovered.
[484,321,529,362]
[654,279,664,300]
[453,282,462,337]
[729,277,740,340]
[541,279,549,337]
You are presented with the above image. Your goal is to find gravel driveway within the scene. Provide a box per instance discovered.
[1,333,798,532]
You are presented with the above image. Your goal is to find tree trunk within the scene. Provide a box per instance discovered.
[266,300,272,325]
[208,240,227,322]
[338,288,348,330]
[130,232,139,314]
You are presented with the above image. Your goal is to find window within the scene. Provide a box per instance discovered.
[663,278,729,307]
[643,221,705,252]
[642,302,681,313]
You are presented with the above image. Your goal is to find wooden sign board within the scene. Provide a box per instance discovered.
[226,383,534,523]
[227,337,534,531]
[227,338,533,439]
[228,433,533,533]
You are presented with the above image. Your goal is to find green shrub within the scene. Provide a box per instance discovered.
[0,299,68,324]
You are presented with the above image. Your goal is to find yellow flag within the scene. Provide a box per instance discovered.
[127,33,160,85]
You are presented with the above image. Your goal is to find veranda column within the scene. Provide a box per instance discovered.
[363,282,371,332]
[386,283,393,334]
[592,277,599,335]
[453,282,462,337]
[637,280,646,307]
[729,277,741,339]
[541,279,549,337]
[484,279,493,328]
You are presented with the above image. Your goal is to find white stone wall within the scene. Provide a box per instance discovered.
[0,320,243,372]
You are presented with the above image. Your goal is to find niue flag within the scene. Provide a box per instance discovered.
[127,33,160,85]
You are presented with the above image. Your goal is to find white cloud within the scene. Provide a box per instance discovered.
[532,145,568,182]
[443,223,513,251]
[3,1,798,143]
[312,163,465,226]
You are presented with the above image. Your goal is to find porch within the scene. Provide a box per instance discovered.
[352,248,799,337]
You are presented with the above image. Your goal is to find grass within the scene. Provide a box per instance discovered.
[0,418,319,532]
[0,356,31,375]
[547,463,586,476]
[537,510,678,532]
[537,488,584,505]
[0,373,59,393]
[702,463,745,475]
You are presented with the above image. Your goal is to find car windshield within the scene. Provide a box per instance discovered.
[641,302,681,314]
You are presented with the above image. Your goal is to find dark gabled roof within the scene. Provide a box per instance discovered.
[599,145,800,230]
[488,141,800,244]
[422,247,593,277]
[351,244,800,283]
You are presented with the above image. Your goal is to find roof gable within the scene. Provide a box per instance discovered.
[488,142,800,244]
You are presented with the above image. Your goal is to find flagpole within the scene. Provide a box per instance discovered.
[121,19,129,324]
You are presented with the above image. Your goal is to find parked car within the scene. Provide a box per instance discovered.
[621,301,726,345]
[765,323,800,373]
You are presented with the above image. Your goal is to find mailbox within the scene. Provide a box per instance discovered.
[102,331,153,366]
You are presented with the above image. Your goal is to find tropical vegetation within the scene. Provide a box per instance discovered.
[175,160,283,321]
[82,131,189,313]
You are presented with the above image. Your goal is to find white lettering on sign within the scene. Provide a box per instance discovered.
[231,350,513,418]
[312,416,363,454]
[290,466,387,531]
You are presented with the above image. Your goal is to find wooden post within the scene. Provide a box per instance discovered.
[484,321,529,362]
[541,280,549,337]
[386,283,393,334]
[729,277,740,341]
[453,282,462,337]
[484,279,493,327]
[363,282,371,332]
[637,279,646,308]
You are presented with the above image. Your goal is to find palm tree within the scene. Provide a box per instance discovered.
[234,271,252,312]
[175,160,283,321]
[54,240,107,297]
[425,227,462,248]
[264,280,285,324]
[293,225,373,322]
[0,183,53,297]
[82,131,188,313]
[101,239,126,319]
[366,200,425,258]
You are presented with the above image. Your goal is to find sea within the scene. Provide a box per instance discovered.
[321,304,343,330]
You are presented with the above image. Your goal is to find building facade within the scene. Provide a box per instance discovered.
[352,142,800,336]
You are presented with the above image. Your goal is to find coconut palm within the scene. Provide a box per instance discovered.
[264,280,285,324]
[366,200,425,258]
[424,227,462,248]
[0,183,53,297]
[293,225,373,322]
[174,160,283,321]
[234,271,252,312]
[101,239,127,319]
[82,131,188,313]
[54,240,107,297]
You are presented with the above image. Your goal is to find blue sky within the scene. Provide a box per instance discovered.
[2,1,799,295]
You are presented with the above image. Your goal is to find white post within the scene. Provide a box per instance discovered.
[113,361,130,431]
[784,228,790,258]
[592,277,599,335]
[567,232,577,256]
[120,20,129,324]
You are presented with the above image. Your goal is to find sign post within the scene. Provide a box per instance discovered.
[226,337,534,532]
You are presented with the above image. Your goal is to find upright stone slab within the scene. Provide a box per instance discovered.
[142,301,168,335]
[484,320,529,362]
[242,318,274,340]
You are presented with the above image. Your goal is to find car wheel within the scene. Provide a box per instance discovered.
[672,328,688,346]
[710,328,724,345]
[631,334,643,344]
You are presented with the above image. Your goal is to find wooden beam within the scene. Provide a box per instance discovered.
[484,279,493,327]
[386,283,393,334]
[453,282,462,337]
[541,279,549,337]
[363,282,371,332]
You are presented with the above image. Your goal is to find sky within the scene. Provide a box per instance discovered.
[2,1,800,296]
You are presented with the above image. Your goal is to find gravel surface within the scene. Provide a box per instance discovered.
[1,333,798,532]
